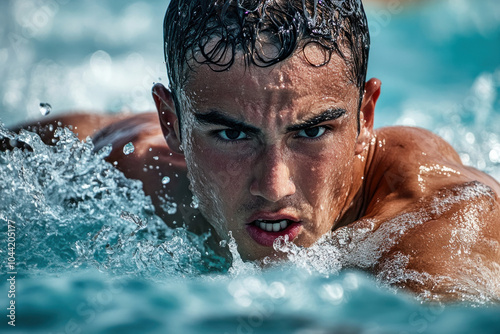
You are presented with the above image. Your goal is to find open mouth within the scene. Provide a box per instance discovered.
[253,219,292,232]
[246,219,302,247]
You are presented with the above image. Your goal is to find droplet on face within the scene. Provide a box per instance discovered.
[123,142,135,155]
[39,103,52,116]
[162,176,171,185]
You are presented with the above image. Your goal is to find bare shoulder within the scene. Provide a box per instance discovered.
[89,111,187,191]
[367,126,500,202]
[90,112,193,228]
[348,126,500,300]
[10,111,133,143]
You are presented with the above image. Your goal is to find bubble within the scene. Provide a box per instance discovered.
[489,148,500,163]
[90,50,112,82]
[322,283,344,303]
[39,103,52,116]
[162,176,171,185]
[465,132,476,144]
[123,142,135,155]
[268,282,286,299]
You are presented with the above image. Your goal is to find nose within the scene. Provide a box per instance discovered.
[249,146,296,202]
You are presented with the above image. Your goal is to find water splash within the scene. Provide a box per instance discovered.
[0,123,229,279]
[222,231,260,277]
[271,234,343,276]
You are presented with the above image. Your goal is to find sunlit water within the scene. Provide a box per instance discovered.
[1,0,500,333]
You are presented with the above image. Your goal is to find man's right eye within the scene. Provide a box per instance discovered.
[216,129,248,141]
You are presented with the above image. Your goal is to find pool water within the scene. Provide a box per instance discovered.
[1,0,500,333]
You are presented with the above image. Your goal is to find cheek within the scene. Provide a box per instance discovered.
[185,137,252,207]
[297,139,356,203]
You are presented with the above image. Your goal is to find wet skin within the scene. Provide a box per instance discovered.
[13,50,500,300]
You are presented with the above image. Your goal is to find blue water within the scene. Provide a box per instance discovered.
[1,0,500,333]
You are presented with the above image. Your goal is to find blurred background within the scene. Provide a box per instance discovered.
[0,0,499,175]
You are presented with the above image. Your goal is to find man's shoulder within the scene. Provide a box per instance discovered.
[373,126,462,166]
[364,125,500,215]
[371,125,498,191]
[351,126,500,299]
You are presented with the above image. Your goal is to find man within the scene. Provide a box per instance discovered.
[6,0,500,300]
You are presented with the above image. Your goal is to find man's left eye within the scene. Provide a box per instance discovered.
[297,126,326,139]
[218,129,248,141]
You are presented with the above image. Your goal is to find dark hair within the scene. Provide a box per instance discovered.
[164,0,370,124]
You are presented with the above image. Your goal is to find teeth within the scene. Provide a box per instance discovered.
[280,220,287,229]
[259,222,267,230]
[256,219,290,232]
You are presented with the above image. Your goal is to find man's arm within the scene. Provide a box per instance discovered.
[374,181,499,301]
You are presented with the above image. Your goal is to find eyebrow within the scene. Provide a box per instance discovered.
[194,111,262,136]
[286,108,347,132]
[193,107,347,134]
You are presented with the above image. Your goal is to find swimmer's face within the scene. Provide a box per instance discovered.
[167,48,376,261]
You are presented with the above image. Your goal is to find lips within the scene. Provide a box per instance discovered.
[245,212,302,247]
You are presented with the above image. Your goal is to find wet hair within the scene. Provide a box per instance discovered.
[163,0,370,126]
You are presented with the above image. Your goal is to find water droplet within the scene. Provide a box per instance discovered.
[162,176,171,185]
[39,103,52,116]
[123,142,135,155]
[153,156,159,161]
[165,201,177,215]
[190,195,199,209]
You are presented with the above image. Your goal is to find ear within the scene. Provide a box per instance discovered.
[355,78,381,155]
[152,83,183,154]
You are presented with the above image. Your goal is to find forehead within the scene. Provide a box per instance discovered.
[181,46,358,114]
